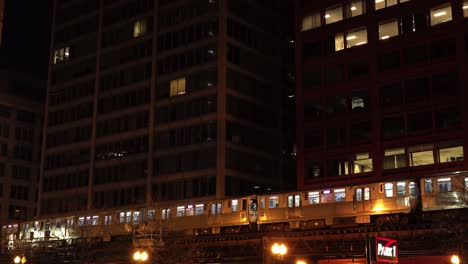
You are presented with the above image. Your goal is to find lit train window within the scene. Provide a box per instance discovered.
[104,215,112,225]
[147,210,155,221]
[321,190,333,203]
[334,189,346,202]
[437,178,452,192]
[364,187,370,200]
[186,205,194,216]
[120,212,125,223]
[424,179,433,194]
[232,200,238,212]
[195,204,204,215]
[288,196,294,208]
[216,203,222,214]
[384,183,393,197]
[161,209,166,220]
[308,192,320,204]
[126,212,131,223]
[397,182,406,196]
[92,216,99,225]
[409,182,417,196]
[295,195,301,207]
[269,196,279,208]
[78,217,85,226]
[177,206,185,217]
[356,188,362,201]
[134,212,141,222]
[465,177,468,189]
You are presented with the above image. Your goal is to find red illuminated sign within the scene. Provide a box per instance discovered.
[375,237,398,263]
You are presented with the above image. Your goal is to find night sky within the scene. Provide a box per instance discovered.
[0,0,51,79]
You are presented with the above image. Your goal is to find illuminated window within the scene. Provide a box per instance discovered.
[170,77,186,97]
[104,215,112,225]
[78,217,85,226]
[430,5,452,26]
[161,208,171,219]
[364,187,370,200]
[133,211,141,223]
[464,1,468,17]
[216,203,222,214]
[353,153,373,173]
[409,144,434,167]
[356,188,362,201]
[325,5,343,24]
[125,212,131,223]
[186,205,194,216]
[409,182,417,196]
[465,177,468,189]
[295,195,301,207]
[147,209,155,221]
[231,200,238,212]
[347,0,365,18]
[288,196,294,208]
[384,183,394,197]
[92,216,99,225]
[424,179,433,194]
[375,0,397,10]
[120,212,125,223]
[437,178,452,192]
[308,192,320,204]
[439,145,463,163]
[177,206,185,217]
[383,148,407,169]
[269,196,279,208]
[335,33,345,51]
[334,189,346,202]
[346,28,367,48]
[302,13,321,31]
[133,19,147,38]
[379,20,399,40]
[195,204,204,215]
[397,182,406,196]
[321,190,333,203]
[53,47,70,64]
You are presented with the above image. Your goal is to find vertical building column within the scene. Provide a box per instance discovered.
[452,0,468,170]
[87,0,104,210]
[294,0,305,189]
[216,0,228,199]
[37,0,58,217]
[146,0,159,207]
[366,0,382,177]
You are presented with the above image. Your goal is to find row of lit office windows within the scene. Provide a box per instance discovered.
[307,143,463,178]
[303,2,464,52]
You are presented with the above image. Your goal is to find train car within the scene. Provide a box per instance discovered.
[256,179,417,230]
[420,173,468,211]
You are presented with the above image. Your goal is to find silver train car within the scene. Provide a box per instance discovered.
[2,174,467,248]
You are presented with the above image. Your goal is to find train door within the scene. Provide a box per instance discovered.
[287,194,301,218]
[248,198,258,222]
[353,186,372,213]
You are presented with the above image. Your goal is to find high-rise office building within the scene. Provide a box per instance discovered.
[0,70,43,225]
[39,0,291,216]
[296,0,468,190]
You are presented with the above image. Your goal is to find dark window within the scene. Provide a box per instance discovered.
[408,111,433,132]
[327,127,346,146]
[351,122,371,144]
[305,160,323,179]
[303,41,322,59]
[432,71,457,97]
[304,129,323,149]
[381,83,403,106]
[436,107,461,129]
[326,65,343,84]
[382,115,405,137]
[378,51,400,71]
[304,102,323,120]
[326,96,346,115]
[405,78,429,102]
[431,38,456,60]
[403,46,427,65]
[348,60,368,80]
[303,71,321,88]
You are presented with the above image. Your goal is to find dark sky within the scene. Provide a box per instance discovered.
[0,0,52,79]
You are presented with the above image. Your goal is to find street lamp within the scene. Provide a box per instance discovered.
[133,250,149,263]
[271,243,287,263]
[13,256,26,264]
[451,255,460,264]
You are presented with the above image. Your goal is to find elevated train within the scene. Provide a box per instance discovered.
[2,172,468,248]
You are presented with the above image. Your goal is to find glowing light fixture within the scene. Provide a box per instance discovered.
[433,11,447,17]
[324,14,331,19]
[346,35,357,40]
[351,6,357,11]
[381,35,390,40]
[451,255,460,264]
